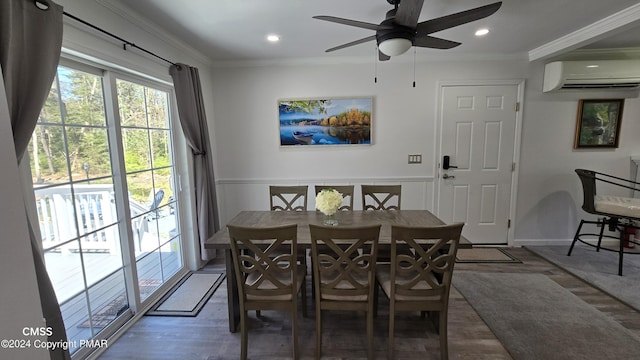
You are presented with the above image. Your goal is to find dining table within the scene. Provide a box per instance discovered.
[204,210,471,332]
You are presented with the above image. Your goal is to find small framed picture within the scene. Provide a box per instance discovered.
[574,99,624,148]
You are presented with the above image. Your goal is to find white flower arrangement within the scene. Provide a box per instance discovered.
[315,188,343,216]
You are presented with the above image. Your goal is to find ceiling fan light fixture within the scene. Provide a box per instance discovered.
[378,37,412,56]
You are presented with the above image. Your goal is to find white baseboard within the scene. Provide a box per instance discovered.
[513,238,622,247]
[513,239,572,247]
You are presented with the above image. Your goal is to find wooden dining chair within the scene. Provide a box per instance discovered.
[269,185,308,211]
[309,224,381,360]
[227,224,307,360]
[270,185,309,268]
[314,185,354,211]
[362,184,402,263]
[361,184,401,210]
[376,223,464,360]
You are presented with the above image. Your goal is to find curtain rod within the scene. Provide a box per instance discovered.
[63,11,177,67]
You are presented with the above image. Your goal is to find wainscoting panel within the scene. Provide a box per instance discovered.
[216,177,435,225]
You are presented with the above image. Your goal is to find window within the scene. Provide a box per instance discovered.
[28,61,184,354]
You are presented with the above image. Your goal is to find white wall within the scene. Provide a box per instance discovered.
[210,57,640,244]
[516,60,640,243]
[210,58,529,224]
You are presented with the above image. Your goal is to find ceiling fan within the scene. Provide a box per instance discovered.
[313,0,502,61]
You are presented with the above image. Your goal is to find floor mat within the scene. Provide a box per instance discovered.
[146,271,225,317]
[456,247,521,263]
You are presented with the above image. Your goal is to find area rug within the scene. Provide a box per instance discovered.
[146,271,225,317]
[453,272,640,360]
[456,247,521,263]
[526,244,640,312]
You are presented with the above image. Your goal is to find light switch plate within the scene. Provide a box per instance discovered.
[408,154,422,164]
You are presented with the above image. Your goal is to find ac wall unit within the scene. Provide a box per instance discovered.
[543,60,640,92]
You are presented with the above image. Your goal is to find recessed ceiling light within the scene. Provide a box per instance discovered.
[586,65,599,68]
[475,28,490,36]
[267,34,280,42]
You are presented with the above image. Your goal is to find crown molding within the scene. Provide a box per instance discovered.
[553,47,640,61]
[528,3,640,62]
[211,52,528,69]
[95,0,212,67]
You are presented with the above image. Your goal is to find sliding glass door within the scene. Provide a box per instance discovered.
[116,77,182,302]
[28,60,184,355]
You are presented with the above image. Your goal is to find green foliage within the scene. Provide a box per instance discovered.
[282,100,331,114]
[579,102,620,146]
[30,67,175,201]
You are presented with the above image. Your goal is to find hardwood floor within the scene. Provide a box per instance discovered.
[96,248,640,359]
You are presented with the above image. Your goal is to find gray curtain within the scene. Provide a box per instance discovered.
[1,1,68,359]
[169,64,219,261]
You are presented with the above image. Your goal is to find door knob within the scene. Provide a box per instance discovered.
[442,174,455,179]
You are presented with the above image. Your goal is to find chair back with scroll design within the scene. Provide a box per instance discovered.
[361,184,401,210]
[269,185,309,266]
[361,184,402,262]
[269,185,308,211]
[376,223,464,360]
[315,185,354,211]
[309,224,381,360]
[227,224,306,360]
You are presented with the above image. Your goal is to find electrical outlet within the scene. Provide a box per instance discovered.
[408,154,422,164]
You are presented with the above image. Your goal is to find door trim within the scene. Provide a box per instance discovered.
[433,79,525,246]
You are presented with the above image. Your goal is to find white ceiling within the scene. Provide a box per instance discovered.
[108,0,640,63]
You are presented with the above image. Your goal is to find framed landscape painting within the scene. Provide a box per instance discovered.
[574,99,624,149]
[278,97,372,146]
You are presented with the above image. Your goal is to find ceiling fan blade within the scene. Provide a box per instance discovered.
[313,16,390,31]
[416,1,502,35]
[414,35,461,49]
[378,51,390,61]
[394,0,424,28]
[325,35,377,52]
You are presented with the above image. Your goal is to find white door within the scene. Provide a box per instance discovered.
[436,84,519,244]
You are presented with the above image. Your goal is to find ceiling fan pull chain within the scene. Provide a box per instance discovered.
[412,47,416,88]
[374,45,378,83]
